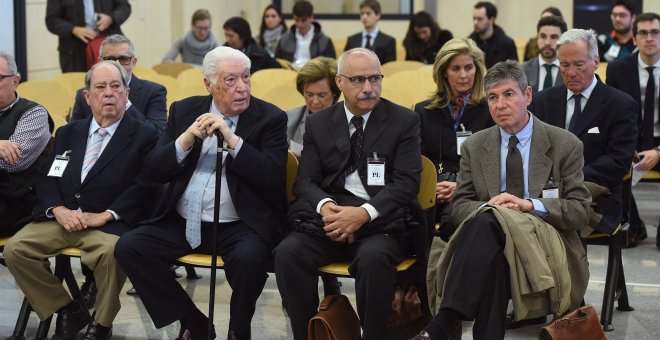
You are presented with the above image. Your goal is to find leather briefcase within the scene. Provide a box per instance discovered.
[538,304,607,340]
[308,294,361,340]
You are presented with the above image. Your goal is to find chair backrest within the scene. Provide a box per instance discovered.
[382,67,435,109]
[177,67,204,88]
[595,62,607,82]
[133,65,157,78]
[418,155,437,210]
[381,60,426,77]
[250,68,298,98]
[51,114,68,136]
[286,150,298,203]
[53,72,86,94]
[152,62,194,78]
[17,80,73,120]
[258,84,306,111]
[276,58,295,70]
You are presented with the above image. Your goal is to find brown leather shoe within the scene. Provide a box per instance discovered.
[176,324,216,340]
[227,329,251,340]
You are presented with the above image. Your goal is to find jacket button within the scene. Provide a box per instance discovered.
[75,193,81,198]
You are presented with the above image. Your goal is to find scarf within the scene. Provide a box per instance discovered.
[449,91,471,121]
[182,30,219,65]
[261,26,285,57]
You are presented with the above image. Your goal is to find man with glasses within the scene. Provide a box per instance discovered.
[598,0,638,63]
[115,46,288,340]
[0,52,53,236]
[606,12,660,248]
[274,48,426,340]
[71,34,167,132]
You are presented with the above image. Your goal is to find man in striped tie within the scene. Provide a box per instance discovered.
[4,60,160,340]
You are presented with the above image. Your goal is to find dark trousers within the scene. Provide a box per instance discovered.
[114,212,270,335]
[439,211,510,340]
[274,231,406,340]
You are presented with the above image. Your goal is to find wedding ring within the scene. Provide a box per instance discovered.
[335,230,340,235]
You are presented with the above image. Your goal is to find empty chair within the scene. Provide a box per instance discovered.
[17,80,72,120]
[152,62,194,78]
[52,72,86,94]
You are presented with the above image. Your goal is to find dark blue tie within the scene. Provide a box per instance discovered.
[337,116,365,185]
[568,94,582,133]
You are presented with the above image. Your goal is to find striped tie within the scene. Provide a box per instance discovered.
[81,128,108,181]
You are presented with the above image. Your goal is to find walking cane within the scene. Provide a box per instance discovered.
[209,131,224,340]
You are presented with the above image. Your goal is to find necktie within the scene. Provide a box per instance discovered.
[642,66,656,150]
[542,64,554,91]
[81,128,108,181]
[506,135,524,198]
[365,35,372,50]
[568,93,582,133]
[337,116,365,185]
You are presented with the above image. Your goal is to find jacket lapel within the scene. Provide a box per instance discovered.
[234,96,262,141]
[526,59,540,91]
[362,101,386,153]
[331,104,351,169]
[69,119,91,187]
[528,117,553,198]
[570,80,605,136]
[480,127,502,198]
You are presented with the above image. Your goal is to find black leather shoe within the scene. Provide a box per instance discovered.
[176,324,216,340]
[83,319,112,340]
[51,303,91,340]
[80,279,98,309]
[505,313,547,329]
[409,331,431,340]
[227,329,250,340]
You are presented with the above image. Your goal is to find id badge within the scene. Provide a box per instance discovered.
[605,44,621,61]
[542,177,559,199]
[47,150,71,177]
[367,152,385,186]
[456,124,472,156]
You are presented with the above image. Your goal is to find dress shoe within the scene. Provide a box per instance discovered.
[505,313,547,329]
[51,303,91,340]
[409,331,431,340]
[227,329,250,340]
[83,319,112,340]
[80,279,98,309]
[176,324,216,340]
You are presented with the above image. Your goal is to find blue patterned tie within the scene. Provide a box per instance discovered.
[81,128,108,181]
[184,118,232,249]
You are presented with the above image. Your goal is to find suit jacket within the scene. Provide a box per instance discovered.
[33,113,159,235]
[414,99,493,172]
[522,58,564,93]
[145,95,289,249]
[529,79,638,233]
[71,76,167,132]
[45,0,131,72]
[344,31,396,64]
[452,116,591,309]
[606,52,660,150]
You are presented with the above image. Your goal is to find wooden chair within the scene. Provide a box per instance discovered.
[381,60,426,77]
[257,84,305,111]
[152,62,194,78]
[132,65,157,78]
[382,68,435,109]
[332,38,347,56]
[52,72,86,94]
[250,68,298,98]
[276,58,295,70]
[17,80,73,121]
[177,68,204,88]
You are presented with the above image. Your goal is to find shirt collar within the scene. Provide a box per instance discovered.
[88,115,123,137]
[363,28,380,39]
[500,111,534,147]
[638,54,660,69]
[343,103,372,127]
[565,76,597,101]
[0,92,20,113]
[537,55,559,67]
[296,25,315,39]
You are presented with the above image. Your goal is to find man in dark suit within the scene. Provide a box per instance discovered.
[469,2,518,68]
[4,61,159,340]
[70,34,167,132]
[114,46,288,340]
[530,28,638,235]
[46,0,131,73]
[413,60,591,340]
[343,0,396,64]
[606,12,660,247]
[274,48,423,340]
[523,16,567,93]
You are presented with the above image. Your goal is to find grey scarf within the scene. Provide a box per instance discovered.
[182,30,219,65]
[261,26,285,57]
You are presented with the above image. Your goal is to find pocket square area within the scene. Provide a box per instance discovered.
[587,127,600,134]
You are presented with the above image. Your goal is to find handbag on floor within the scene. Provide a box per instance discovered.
[538,304,607,340]
[308,294,361,340]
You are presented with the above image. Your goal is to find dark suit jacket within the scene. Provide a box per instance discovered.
[606,52,660,151]
[414,99,493,172]
[144,95,289,249]
[71,76,167,132]
[45,0,131,72]
[522,58,564,93]
[344,31,396,64]
[33,113,159,235]
[529,79,638,233]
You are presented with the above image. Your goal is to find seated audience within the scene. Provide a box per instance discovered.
[344,0,396,64]
[414,38,493,240]
[257,5,287,58]
[115,46,288,340]
[469,1,518,68]
[598,0,638,63]
[523,16,568,93]
[412,60,591,340]
[275,0,335,68]
[223,16,281,73]
[523,7,564,61]
[403,11,453,64]
[0,52,53,236]
[4,60,159,340]
[162,9,219,66]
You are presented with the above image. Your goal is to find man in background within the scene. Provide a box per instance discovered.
[344,0,396,64]
[469,1,518,68]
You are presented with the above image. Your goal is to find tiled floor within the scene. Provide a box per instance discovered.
[1,182,659,339]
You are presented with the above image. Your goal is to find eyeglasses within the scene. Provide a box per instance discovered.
[194,26,211,32]
[101,56,133,65]
[0,74,17,80]
[338,74,384,86]
[637,29,660,38]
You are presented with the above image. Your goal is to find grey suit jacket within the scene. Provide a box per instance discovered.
[523,57,564,93]
[451,115,591,309]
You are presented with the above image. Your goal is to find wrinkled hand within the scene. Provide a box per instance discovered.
[53,206,87,232]
[488,193,533,212]
[322,204,369,244]
[82,212,114,228]
[72,26,97,43]
[0,140,21,165]
[635,149,660,171]
[436,181,456,203]
[96,13,114,32]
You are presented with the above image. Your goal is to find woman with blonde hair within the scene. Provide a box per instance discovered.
[414,37,493,240]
